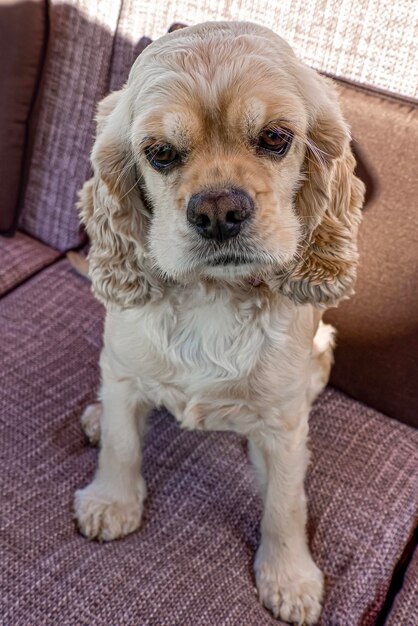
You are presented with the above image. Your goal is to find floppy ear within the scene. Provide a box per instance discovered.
[78,89,163,309]
[273,83,365,308]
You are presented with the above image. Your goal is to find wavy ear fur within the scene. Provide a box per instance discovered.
[78,90,163,309]
[274,81,365,308]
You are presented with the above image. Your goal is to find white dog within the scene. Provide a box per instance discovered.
[74,21,364,624]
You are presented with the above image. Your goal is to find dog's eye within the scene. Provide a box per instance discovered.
[258,128,293,156]
[146,144,180,171]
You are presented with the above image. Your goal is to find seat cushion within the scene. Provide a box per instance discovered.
[1,260,417,626]
[0,230,60,297]
[386,548,418,626]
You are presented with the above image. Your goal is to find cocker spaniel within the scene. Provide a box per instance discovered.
[74,21,364,625]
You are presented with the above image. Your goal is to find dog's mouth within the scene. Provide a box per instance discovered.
[196,249,269,282]
[206,254,252,267]
[190,237,280,278]
[198,242,264,269]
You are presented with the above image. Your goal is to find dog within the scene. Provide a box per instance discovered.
[74,21,364,624]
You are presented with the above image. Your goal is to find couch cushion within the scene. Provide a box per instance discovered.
[326,85,418,428]
[18,0,122,251]
[1,260,417,626]
[0,230,60,297]
[0,0,46,235]
[386,548,418,626]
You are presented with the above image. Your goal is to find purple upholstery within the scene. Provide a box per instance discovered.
[387,549,418,626]
[0,230,60,296]
[1,259,417,626]
[0,0,46,235]
[18,0,122,251]
[110,32,151,92]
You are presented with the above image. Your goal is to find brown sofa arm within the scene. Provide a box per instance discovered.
[326,83,418,428]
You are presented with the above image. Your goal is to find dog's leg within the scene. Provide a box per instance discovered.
[307,321,335,405]
[250,416,323,625]
[80,401,102,445]
[74,366,150,542]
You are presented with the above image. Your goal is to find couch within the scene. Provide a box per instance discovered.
[1,2,417,625]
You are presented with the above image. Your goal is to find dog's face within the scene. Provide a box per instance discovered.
[132,42,307,282]
[83,22,364,308]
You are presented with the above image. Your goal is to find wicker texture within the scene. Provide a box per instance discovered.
[1,260,417,626]
[0,231,60,297]
[386,548,418,626]
[115,0,418,100]
[18,0,122,251]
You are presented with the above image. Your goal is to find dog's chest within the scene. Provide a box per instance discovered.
[106,287,300,415]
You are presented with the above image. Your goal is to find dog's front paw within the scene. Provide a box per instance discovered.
[74,478,146,541]
[255,550,324,624]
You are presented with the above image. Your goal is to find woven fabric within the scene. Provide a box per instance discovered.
[113,0,418,101]
[110,35,152,92]
[307,395,418,626]
[109,29,151,92]
[387,548,418,626]
[1,260,418,625]
[18,0,122,251]
[0,231,60,297]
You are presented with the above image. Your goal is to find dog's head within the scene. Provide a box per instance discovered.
[81,22,364,309]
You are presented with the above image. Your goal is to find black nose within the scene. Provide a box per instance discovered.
[187,188,254,242]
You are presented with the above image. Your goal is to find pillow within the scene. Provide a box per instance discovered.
[0,0,46,235]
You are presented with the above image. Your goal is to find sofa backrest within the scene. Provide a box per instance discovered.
[18,0,122,251]
[114,0,418,100]
[14,0,417,253]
